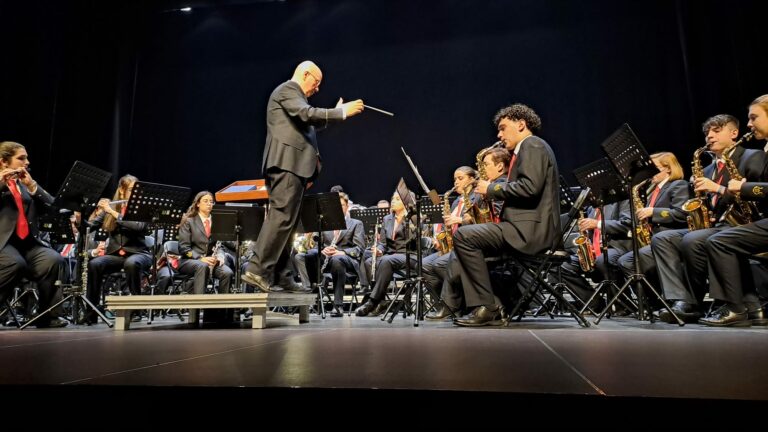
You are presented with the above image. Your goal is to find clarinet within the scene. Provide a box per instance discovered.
[320,231,341,273]
[370,222,381,283]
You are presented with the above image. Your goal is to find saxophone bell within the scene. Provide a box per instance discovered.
[573,211,596,273]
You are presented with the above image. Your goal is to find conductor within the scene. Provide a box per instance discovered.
[243,60,364,292]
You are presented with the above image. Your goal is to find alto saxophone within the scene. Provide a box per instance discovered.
[434,188,454,255]
[632,178,653,247]
[461,184,476,225]
[573,211,596,272]
[472,141,503,224]
[682,144,713,230]
[720,131,759,226]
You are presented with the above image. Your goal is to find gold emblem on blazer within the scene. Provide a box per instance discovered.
[660,210,669,218]
[493,184,502,192]
[752,185,764,197]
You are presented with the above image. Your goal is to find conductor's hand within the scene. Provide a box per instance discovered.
[728,178,746,193]
[337,98,364,118]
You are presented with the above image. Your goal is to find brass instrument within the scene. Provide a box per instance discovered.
[461,184,476,225]
[632,179,653,247]
[682,145,713,230]
[292,232,315,254]
[472,141,503,224]
[573,211,596,272]
[434,188,454,255]
[720,131,759,226]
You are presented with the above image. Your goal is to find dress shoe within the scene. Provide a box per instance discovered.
[425,305,455,320]
[330,305,344,318]
[747,308,768,326]
[659,300,701,324]
[699,305,751,327]
[276,276,305,292]
[454,305,503,327]
[241,272,274,292]
[369,300,391,317]
[35,317,69,329]
[355,300,378,317]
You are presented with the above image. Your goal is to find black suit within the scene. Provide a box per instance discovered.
[0,181,66,322]
[299,217,366,306]
[363,213,418,302]
[652,147,765,304]
[177,216,234,294]
[618,179,690,278]
[454,136,562,308]
[86,211,152,304]
[248,80,345,284]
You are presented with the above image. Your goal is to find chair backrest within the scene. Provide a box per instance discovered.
[164,240,181,255]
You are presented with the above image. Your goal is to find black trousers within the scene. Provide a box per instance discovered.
[300,250,357,306]
[453,223,511,308]
[86,253,152,305]
[177,259,234,294]
[248,168,306,283]
[422,251,464,309]
[363,253,417,302]
[0,237,66,319]
[706,219,768,309]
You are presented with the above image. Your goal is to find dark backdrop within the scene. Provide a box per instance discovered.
[1,0,766,206]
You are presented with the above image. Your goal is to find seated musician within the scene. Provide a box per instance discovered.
[618,152,689,285]
[175,191,234,295]
[0,141,68,328]
[424,163,498,320]
[651,114,765,323]
[703,95,768,327]
[84,175,152,323]
[452,103,562,327]
[355,190,418,317]
[297,192,366,317]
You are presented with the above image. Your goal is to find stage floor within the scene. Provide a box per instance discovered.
[2,312,767,404]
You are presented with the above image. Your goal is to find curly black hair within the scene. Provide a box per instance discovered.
[493,104,542,133]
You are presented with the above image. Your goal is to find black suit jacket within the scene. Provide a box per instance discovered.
[701,146,765,220]
[0,181,55,249]
[262,80,345,179]
[320,217,366,259]
[486,136,562,255]
[647,179,689,232]
[178,216,228,262]
[376,213,417,254]
[589,200,632,254]
[89,212,149,256]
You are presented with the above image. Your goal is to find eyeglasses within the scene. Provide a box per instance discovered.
[306,70,321,86]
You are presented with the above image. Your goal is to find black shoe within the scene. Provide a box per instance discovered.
[659,300,701,324]
[35,317,69,329]
[454,305,503,327]
[355,300,378,317]
[330,305,344,318]
[748,308,768,326]
[699,305,751,327]
[425,305,455,320]
[242,272,276,293]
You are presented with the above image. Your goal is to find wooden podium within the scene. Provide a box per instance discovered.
[215,179,268,202]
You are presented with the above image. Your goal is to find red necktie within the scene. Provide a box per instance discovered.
[592,209,602,258]
[452,200,464,234]
[507,154,518,180]
[392,220,399,241]
[712,161,725,207]
[648,186,661,207]
[61,244,74,257]
[6,180,29,239]
[204,219,211,238]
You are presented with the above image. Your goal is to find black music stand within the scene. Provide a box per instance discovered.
[123,181,190,324]
[39,214,76,247]
[21,161,112,329]
[297,193,346,319]
[381,178,445,326]
[571,158,637,316]
[212,204,264,293]
[598,124,683,325]
[351,207,390,244]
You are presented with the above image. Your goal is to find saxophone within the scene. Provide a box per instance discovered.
[682,145,713,230]
[720,131,758,226]
[434,188,454,255]
[461,184,476,225]
[473,141,504,224]
[632,179,653,247]
[573,211,596,272]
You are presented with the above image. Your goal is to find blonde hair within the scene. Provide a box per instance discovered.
[0,141,24,164]
[102,174,138,232]
[651,152,683,181]
[750,94,768,115]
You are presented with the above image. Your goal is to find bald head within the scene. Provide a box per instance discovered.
[292,60,323,97]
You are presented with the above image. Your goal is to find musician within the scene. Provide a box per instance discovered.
[557,199,632,311]
[453,104,562,326]
[243,60,364,293]
[0,141,67,328]
[355,191,418,317]
[618,152,689,280]
[85,175,152,322]
[651,114,765,323]
[424,165,492,319]
[703,95,768,326]
[176,191,234,295]
[298,192,366,317]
